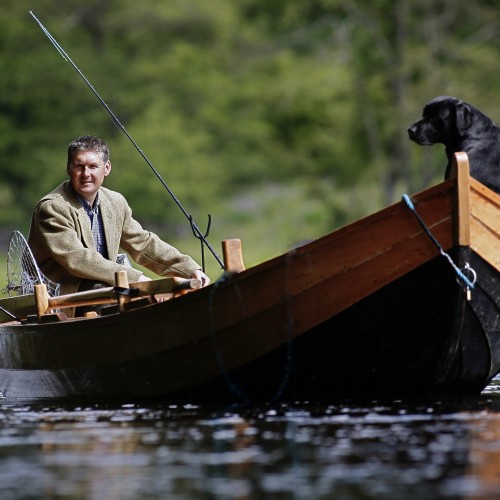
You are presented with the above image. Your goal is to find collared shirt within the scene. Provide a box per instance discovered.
[78,193,108,258]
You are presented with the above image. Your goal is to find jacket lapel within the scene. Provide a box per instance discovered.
[61,181,95,250]
[99,191,119,260]
[77,210,95,249]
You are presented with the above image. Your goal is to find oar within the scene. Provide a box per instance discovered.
[35,277,201,317]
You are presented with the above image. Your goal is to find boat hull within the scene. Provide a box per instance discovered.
[0,247,497,403]
[1,153,500,402]
[153,248,498,403]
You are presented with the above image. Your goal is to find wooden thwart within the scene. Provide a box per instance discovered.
[0,294,37,323]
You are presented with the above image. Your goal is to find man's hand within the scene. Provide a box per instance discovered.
[191,269,210,287]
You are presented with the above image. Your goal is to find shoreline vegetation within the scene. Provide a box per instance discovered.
[1,1,499,284]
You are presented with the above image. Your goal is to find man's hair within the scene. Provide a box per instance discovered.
[67,135,110,165]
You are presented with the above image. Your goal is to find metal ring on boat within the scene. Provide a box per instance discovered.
[456,262,477,288]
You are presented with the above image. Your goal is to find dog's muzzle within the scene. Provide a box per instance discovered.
[407,125,418,141]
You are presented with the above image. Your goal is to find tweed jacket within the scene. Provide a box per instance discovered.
[28,181,201,296]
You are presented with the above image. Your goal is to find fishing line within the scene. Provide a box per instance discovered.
[29,11,225,270]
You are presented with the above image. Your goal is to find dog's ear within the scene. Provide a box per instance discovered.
[455,101,473,132]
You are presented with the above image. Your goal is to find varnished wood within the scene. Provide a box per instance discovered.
[470,179,500,273]
[48,287,116,308]
[115,271,129,312]
[36,277,201,315]
[34,284,49,322]
[222,239,245,272]
[0,277,200,323]
[128,276,201,294]
[454,151,471,246]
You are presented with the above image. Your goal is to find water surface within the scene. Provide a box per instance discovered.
[2,378,500,499]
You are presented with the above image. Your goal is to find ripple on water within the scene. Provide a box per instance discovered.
[0,378,498,498]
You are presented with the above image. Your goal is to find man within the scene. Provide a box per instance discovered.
[28,135,210,302]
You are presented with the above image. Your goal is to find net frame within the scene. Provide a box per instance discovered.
[3,230,60,297]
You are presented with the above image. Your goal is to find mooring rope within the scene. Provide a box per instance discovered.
[402,194,476,290]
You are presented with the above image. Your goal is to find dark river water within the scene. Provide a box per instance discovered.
[2,377,500,499]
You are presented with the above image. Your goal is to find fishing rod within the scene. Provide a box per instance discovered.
[29,11,225,270]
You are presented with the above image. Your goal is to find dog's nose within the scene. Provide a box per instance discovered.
[407,126,416,140]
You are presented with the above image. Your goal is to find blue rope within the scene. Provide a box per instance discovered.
[402,194,476,290]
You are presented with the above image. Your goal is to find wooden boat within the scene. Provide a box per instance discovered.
[0,152,499,403]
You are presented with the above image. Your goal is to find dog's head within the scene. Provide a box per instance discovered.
[407,96,476,147]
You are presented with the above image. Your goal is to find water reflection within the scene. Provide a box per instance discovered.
[1,383,500,499]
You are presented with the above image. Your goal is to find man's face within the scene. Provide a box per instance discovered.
[67,150,111,203]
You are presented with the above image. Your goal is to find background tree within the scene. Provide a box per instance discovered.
[0,0,499,279]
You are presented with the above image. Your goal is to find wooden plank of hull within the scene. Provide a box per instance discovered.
[202,180,456,336]
[470,179,500,272]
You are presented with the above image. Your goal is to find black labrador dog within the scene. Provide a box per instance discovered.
[408,96,500,194]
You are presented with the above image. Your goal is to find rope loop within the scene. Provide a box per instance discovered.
[402,194,476,290]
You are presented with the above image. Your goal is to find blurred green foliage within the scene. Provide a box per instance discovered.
[1,0,499,279]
